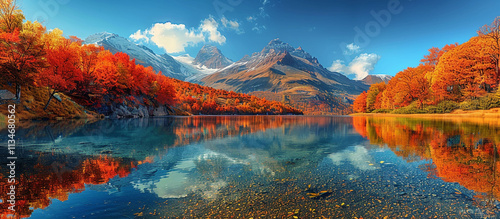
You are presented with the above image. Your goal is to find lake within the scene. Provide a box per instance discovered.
[1,116,499,218]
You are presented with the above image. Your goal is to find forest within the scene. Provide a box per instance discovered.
[0,0,301,119]
[353,17,500,114]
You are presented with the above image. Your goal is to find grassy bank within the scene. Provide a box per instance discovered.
[351,107,500,126]
[0,84,97,120]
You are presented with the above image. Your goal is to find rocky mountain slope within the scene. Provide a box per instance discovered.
[199,39,369,114]
[193,45,233,69]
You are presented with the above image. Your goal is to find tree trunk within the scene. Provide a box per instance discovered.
[44,91,56,111]
[15,83,21,100]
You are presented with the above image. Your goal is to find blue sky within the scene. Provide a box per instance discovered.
[21,0,500,79]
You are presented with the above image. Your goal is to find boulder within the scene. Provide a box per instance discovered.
[0,90,15,100]
[53,93,62,102]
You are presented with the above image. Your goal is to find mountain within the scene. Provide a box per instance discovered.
[193,45,233,69]
[84,32,199,80]
[361,74,393,85]
[199,39,369,114]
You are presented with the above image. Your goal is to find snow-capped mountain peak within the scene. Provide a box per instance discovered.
[193,45,233,69]
[84,32,202,80]
[360,74,393,85]
[261,38,295,54]
[84,32,118,44]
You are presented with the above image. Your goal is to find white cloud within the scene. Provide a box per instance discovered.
[259,6,269,17]
[328,53,381,80]
[131,16,231,53]
[329,60,346,73]
[200,17,226,44]
[247,16,257,22]
[260,0,270,17]
[328,146,378,171]
[221,16,243,34]
[247,0,270,32]
[344,43,361,55]
[130,30,149,43]
[252,25,266,33]
[147,22,205,53]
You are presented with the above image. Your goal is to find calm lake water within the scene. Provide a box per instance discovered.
[1,116,499,218]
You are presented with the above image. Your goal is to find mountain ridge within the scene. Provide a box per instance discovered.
[360,74,393,85]
[199,39,369,114]
[83,33,369,114]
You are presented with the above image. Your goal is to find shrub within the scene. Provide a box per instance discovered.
[391,100,458,114]
[428,100,459,113]
[459,94,500,110]
[392,102,427,114]
[371,109,392,113]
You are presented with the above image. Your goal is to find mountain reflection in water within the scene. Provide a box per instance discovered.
[0,116,498,218]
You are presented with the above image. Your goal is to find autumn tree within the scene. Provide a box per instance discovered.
[432,37,495,101]
[0,0,23,32]
[421,43,458,67]
[0,0,33,99]
[353,91,367,113]
[391,65,433,108]
[93,50,118,97]
[38,29,83,110]
[478,16,500,87]
[74,43,103,99]
[0,19,46,99]
[366,82,386,112]
[155,74,176,105]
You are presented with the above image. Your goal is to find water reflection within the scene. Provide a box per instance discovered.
[1,116,363,218]
[0,154,134,218]
[353,116,500,214]
[0,116,499,218]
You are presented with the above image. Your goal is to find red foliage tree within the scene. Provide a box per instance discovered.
[38,30,83,110]
[353,91,368,113]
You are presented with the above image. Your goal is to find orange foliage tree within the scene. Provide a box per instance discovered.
[353,91,367,113]
[38,29,84,110]
[355,17,500,113]
[431,37,495,101]
[392,65,433,108]
[0,19,46,98]
[478,16,500,87]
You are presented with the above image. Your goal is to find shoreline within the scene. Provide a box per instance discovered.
[350,107,500,118]
[350,108,500,126]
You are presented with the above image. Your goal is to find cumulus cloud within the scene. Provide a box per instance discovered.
[148,22,205,53]
[328,53,381,80]
[200,17,226,44]
[130,30,149,43]
[221,16,243,34]
[344,43,361,55]
[131,16,233,53]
